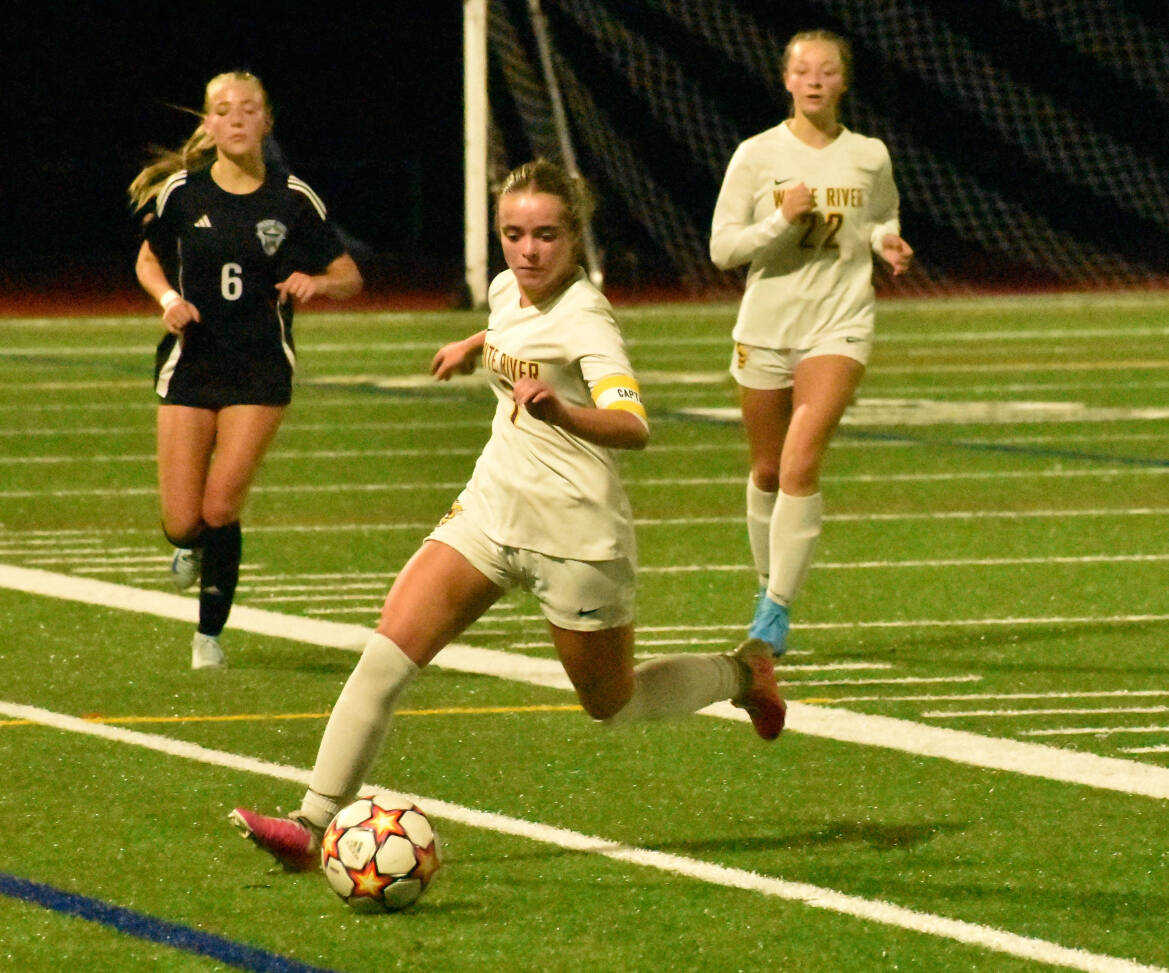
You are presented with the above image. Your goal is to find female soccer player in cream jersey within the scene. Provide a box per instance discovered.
[710,30,914,657]
[231,160,785,871]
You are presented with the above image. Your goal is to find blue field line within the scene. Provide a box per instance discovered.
[840,429,1169,467]
[0,872,340,973]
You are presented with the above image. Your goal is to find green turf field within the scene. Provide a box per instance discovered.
[1,292,1167,972]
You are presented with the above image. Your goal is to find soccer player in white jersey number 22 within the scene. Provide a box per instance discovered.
[231,159,786,872]
[710,30,914,659]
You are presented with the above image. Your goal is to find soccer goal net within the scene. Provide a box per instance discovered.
[474,0,1169,296]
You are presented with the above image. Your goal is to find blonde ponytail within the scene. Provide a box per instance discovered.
[128,71,272,211]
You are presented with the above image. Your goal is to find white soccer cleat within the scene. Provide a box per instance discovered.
[170,548,202,590]
[191,632,226,670]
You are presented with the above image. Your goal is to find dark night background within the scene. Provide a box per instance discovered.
[0,5,467,306]
[3,2,1168,309]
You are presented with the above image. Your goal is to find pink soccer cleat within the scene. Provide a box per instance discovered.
[230,807,321,872]
[730,638,787,741]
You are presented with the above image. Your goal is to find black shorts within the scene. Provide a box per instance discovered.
[154,333,293,408]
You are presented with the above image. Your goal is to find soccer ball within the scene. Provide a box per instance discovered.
[321,790,441,912]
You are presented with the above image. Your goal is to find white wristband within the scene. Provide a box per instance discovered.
[159,289,182,310]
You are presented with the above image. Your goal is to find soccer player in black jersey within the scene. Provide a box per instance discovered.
[129,71,362,668]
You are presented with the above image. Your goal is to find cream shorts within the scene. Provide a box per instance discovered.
[427,503,636,631]
[730,333,871,391]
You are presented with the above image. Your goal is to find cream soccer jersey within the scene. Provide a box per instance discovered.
[455,268,647,562]
[710,123,901,349]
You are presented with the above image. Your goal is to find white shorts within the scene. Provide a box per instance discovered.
[730,334,871,391]
[427,503,636,631]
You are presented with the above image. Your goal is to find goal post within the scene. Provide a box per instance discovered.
[470,0,1169,295]
[463,0,603,306]
[527,0,603,290]
[463,0,490,309]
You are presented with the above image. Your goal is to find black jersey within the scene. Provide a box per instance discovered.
[146,167,345,407]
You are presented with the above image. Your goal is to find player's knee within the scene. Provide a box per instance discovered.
[163,518,204,549]
[751,465,780,494]
[779,455,822,495]
[202,496,242,528]
[580,682,634,723]
[780,471,820,495]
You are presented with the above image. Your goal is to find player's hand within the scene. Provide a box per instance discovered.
[431,340,479,381]
[512,377,567,425]
[162,299,199,335]
[781,182,815,223]
[275,272,320,305]
[880,234,914,276]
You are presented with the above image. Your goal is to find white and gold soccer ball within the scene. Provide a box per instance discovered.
[321,791,441,912]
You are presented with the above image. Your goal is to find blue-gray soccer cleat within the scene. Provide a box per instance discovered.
[749,590,790,657]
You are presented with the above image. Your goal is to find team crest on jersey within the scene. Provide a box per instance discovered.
[255,219,288,256]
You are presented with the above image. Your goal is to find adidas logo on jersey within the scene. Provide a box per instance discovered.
[194,214,212,228]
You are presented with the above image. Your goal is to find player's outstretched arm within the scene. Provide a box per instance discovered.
[432,331,486,381]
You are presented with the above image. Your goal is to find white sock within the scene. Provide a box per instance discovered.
[746,478,778,588]
[766,491,823,605]
[603,653,742,727]
[302,633,419,828]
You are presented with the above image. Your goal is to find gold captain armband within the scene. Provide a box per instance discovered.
[591,374,648,426]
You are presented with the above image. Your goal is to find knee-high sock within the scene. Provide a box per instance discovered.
[198,522,241,637]
[603,653,742,727]
[766,491,823,606]
[301,633,419,829]
[746,479,778,588]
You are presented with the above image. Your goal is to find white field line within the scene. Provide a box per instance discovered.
[20,434,1100,462]
[0,703,1163,971]
[0,399,437,413]
[1023,726,1169,738]
[629,360,1169,379]
[2,549,1165,633]
[2,466,1167,500]
[797,615,1169,630]
[923,706,1169,718]
[834,690,1169,704]
[0,322,1162,354]
[869,380,1169,396]
[8,550,1167,578]
[300,363,1169,389]
[8,383,1169,415]
[0,419,489,436]
[681,400,1169,424]
[0,696,1165,973]
[4,507,1167,538]
[0,425,1163,451]
[643,554,1169,572]
[244,593,384,605]
[4,563,1169,805]
[787,676,983,689]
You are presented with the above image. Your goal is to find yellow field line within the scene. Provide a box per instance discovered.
[0,704,582,728]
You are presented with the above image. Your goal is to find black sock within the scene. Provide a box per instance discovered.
[198,522,242,637]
